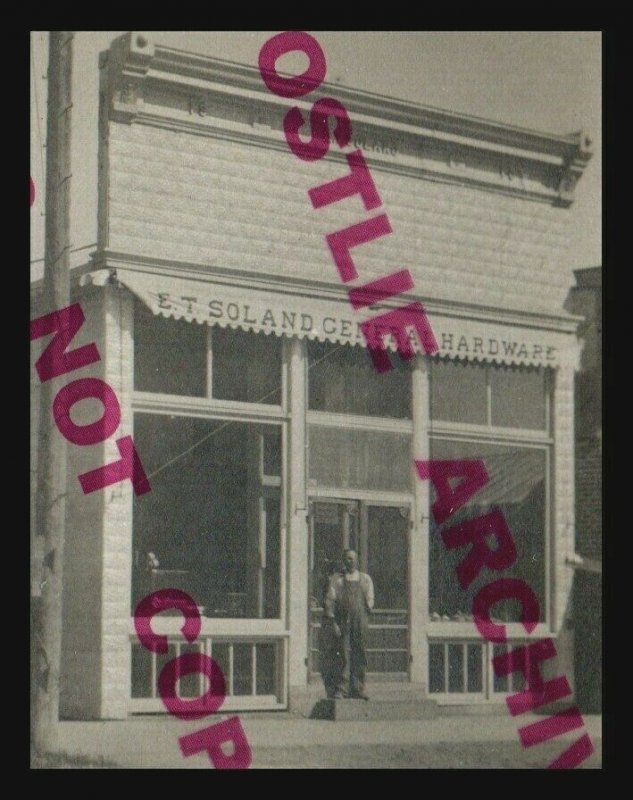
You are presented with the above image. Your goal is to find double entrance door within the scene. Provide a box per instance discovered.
[308,499,410,680]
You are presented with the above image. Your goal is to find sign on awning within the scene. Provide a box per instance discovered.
[80,268,579,369]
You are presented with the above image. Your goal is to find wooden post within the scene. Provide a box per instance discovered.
[32,31,73,754]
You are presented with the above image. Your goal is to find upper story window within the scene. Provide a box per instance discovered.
[430,358,549,431]
[307,340,412,419]
[133,299,282,404]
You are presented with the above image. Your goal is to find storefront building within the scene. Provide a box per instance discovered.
[31,33,593,719]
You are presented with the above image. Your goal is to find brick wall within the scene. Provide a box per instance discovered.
[575,438,602,560]
[98,287,134,718]
[553,365,577,633]
[566,269,601,560]
[58,289,106,719]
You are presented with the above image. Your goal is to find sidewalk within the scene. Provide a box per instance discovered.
[55,712,602,769]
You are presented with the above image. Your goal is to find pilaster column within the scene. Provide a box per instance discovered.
[286,337,308,689]
[410,356,430,687]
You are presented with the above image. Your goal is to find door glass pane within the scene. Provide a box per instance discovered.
[367,506,408,610]
[310,503,350,610]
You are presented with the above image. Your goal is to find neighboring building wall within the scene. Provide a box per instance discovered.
[574,570,601,712]
[568,266,602,559]
[566,266,602,713]
[575,440,602,560]
[551,364,577,690]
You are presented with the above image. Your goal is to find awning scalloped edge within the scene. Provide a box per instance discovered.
[79,269,579,370]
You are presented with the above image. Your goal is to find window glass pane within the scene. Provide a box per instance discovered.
[212,643,231,694]
[493,645,509,693]
[430,359,487,424]
[212,328,281,405]
[467,644,483,692]
[490,365,547,430]
[309,426,411,491]
[131,643,152,698]
[263,430,281,477]
[429,439,546,622]
[179,643,204,699]
[448,644,464,693]
[429,644,445,693]
[134,299,207,396]
[256,644,276,696]
[132,415,282,619]
[367,506,408,609]
[512,661,526,692]
[308,341,411,418]
[156,643,177,699]
[233,644,253,696]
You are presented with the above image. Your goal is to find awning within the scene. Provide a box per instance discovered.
[465,449,545,507]
[80,268,579,369]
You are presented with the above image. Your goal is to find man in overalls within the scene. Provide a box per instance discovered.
[324,549,375,700]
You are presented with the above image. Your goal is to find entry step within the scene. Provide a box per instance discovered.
[310,697,440,721]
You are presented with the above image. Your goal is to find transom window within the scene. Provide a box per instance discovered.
[308,340,412,419]
[430,358,549,431]
[133,299,282,404]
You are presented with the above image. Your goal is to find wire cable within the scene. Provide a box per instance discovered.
[30,243,98,264]
[145,340,346,481]
[30,34,46,213]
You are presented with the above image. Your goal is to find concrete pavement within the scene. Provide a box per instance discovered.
[54,712,603,769]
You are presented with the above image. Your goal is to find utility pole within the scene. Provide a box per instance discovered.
[32,31,73,755]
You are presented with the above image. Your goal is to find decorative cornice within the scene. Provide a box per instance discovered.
[99,32,592,208]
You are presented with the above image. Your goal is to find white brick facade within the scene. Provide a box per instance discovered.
[106,123,573,316]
